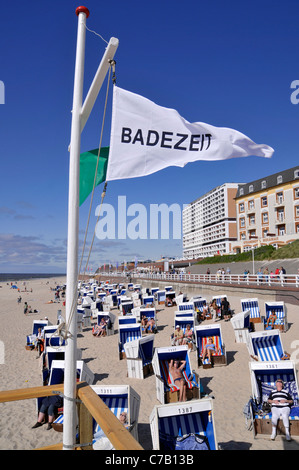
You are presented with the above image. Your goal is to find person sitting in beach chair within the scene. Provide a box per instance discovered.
[201,302,210,321]
[268,379,293,441]
[145,317,156,334]
[266,310,277,330]
[202,337,221,364]
[166,296,174,307]
[34,328,45,357]
[173,325,184,346]
[92,317,107,337]
[32,394,63,431]
[182,324,194,346]
[141,315,148,330]
[168,359,187,402]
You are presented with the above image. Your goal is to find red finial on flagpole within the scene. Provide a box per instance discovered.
[76,6,90,18]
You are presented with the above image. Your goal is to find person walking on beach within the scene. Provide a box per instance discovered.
[221,297,230,321]
[24,302,28,314]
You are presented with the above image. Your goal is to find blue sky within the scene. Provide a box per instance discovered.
[0,0,298,272]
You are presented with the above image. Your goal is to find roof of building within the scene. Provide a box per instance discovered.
[235,166,299,199]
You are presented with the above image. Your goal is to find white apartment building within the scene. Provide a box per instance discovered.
[232,166,299,252]
[182,183,239,259]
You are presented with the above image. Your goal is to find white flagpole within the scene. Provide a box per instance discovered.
[63,5,89,451]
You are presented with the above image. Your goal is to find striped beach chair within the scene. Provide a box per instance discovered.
[118,323,142,360]
[121,300,134,316]
[124,334,155,379]
[139,308,157,334]
[193,298,206,312]
[25,319,51,350]
[157,290,166,305]
[195,324,227,368]
[150,398,218,450]
[230,310,251,343]
[91,385,140,449]
[42,359,94,432]
[165,291,176,306]
[96,312,115,336]
[175,293,187,305]
[151,287,160,297]
[178,302,194,312]
[264,301,287,332]
[248,361,299,437]
[143,295,155,307]
[118,315,137,325]
[241,298,261,323]
[48,359,95,386]
[248,330,285,362]
[173,316,195,350]
[152,346,200,404]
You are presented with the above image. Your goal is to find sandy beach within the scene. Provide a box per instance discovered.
[0,276,298,451]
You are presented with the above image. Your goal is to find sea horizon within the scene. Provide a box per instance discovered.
[0,273,66,282]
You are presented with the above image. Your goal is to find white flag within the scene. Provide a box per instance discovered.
[106,86,273,182]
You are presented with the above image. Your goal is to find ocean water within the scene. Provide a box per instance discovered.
[0,273,66,283]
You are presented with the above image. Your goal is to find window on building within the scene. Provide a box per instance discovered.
[278,225,285,236]
[239,188,244,196]
[294,188,299,199]
[249,215,255,225]
[239,202,244,212]
[261,180,267,189]
[249,185,254,193]
[261,196,268,207]
[263,228,268,238]
[276,192,284,204]
[294,169,299,179]
[277,208,284,222]
[262,212,268,224]
[277,175,283,184]
[296,205,299,218]
[248,200,255,210]
[240,218,245,228]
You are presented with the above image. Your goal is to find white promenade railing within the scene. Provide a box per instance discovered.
[96,272,299,289]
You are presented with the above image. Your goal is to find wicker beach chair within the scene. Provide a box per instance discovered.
[118,323,142,360]
[247,329,285,362]
[248,360,299,437]
[152,345,200,404]
[124,334,155,379]
[150,397,218,450]
[195,324,227,368]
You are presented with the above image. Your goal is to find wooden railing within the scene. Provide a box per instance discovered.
[0,382,143,451]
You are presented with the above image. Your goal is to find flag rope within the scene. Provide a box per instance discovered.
[84,23,109,45]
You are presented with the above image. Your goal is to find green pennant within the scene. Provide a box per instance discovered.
[79,147,109,206]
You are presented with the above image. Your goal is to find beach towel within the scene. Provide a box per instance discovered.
[159,360,195,393]
[200,336,222,357]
